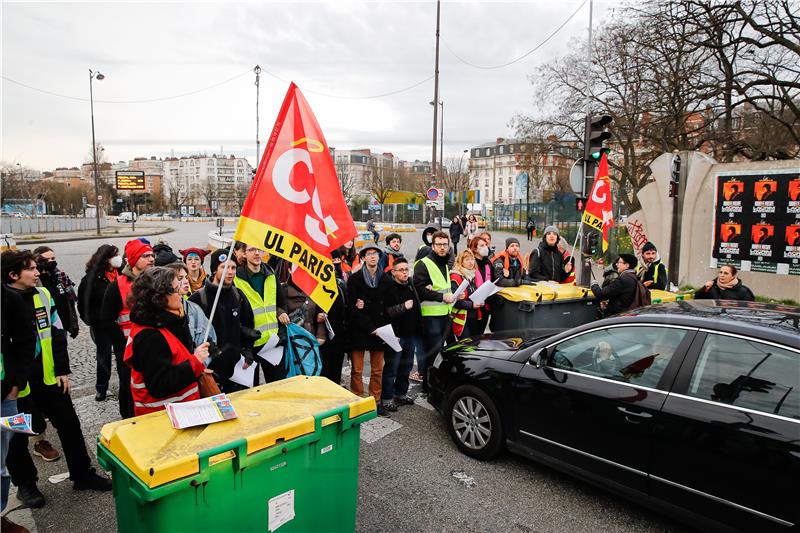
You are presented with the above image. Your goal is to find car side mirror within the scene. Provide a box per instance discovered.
[529,348,546,368]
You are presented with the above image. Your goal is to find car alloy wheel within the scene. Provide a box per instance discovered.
[446,385,504,460]
[452,396,492,450]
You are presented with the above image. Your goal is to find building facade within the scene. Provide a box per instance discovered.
[161,154,253,215]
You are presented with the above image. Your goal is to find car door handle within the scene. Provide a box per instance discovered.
[617,406,653,419]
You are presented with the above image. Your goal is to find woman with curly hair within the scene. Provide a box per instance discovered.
[123,267,210,415]
[77,244,122,401]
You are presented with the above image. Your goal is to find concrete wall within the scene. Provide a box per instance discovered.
[627,154,800,300]
[0,216,108,235]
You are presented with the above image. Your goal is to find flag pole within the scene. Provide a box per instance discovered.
[202,237,238,343]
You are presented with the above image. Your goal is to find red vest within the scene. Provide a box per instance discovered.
[449,272,482,337]
[116,275,134,337]
[383,253,396,273]
[124,324,201,416]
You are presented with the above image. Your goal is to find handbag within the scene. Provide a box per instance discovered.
[198,371,221,397]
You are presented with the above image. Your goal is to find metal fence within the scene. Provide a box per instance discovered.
[1,216,108,234]
[489,200,581,239]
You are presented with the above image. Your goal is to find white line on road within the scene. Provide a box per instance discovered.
[360,417,402,444]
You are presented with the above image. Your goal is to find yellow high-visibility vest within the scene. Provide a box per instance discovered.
[234,274,279,347]
[419,257,452,317]
[19,287,57,397]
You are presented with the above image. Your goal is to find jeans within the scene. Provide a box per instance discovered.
[350,350,384,401]
[91,325,114,394]
[421,316,449,392]
[7,381,93,486]
[1,397,18,512]
[381,336,420,401]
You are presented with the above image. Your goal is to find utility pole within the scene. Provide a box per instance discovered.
[431,0,441,228]
[89,69,105,236]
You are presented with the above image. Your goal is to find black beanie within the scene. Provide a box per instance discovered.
[505,237,520,249]
[210,249,231,275]
[618,253,638,270]
[641,242,657,253]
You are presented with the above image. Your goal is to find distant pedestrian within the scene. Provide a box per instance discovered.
[382,257,422,412]
[347,244,388,415]
[179,247,209,293]
[695,265,755,301]
[367,217,379,243]
[449,215,464,253]
[590,254,641,316]
[77,244,121,402]
[526,217,536,241]
[465,215,479,242]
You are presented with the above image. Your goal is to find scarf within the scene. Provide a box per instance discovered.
[455,266,476,282]
[362,266,381,289]
[188,268,207,292]
[104,269,118,283]
[715,276,739,290]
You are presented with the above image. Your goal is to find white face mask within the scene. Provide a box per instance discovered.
[109,255,123,268]
[478,246,489,258]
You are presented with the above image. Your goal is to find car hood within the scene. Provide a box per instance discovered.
[444,328,566,361]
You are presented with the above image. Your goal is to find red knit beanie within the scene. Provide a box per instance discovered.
[125,238,153,267]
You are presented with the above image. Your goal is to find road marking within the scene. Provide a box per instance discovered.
[451,470,477,488]
[360,417,402,444]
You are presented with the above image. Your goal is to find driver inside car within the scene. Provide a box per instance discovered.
[592,341,620,375]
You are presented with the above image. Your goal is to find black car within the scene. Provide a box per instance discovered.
[428,300,800,532]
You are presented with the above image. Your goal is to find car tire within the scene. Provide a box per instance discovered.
[445,385,504,460]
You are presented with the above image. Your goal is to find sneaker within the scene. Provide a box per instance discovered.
[16,484,45,508]
[95,390,107,401]
[376,404,391,417]
[32,440,60,462]
[394,395,416,406]
[382,400,398,412]
[73,469,112,492]
[1,515,30,533]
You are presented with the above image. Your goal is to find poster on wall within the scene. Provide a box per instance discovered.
[711,171,800,276]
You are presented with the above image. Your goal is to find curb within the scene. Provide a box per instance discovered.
[15,226,175,245]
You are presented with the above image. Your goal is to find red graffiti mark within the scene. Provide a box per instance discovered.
[627,220,649,253]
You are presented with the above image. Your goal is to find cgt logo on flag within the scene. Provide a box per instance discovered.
[234,83,356,311]
[581,153,614,252]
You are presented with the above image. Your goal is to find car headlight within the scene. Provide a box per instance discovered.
[432,353,443,369]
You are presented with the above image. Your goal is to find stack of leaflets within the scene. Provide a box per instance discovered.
[165,394,238,430]
[1,413,36,434]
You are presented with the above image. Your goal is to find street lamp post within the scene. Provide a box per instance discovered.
[89,68,105,236]
[430,99,444,227]
[458,148,468,215]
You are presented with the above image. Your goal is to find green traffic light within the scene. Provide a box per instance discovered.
[591,148,610,161]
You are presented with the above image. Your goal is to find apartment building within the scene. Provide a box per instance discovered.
[162,154,253,215]
[331,148,402,198]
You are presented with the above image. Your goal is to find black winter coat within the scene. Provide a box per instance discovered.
[77,269,113,326]
[39,270,79,336]
[153,243,181,266]
[591,270,638,316]
[527,242,568,282]
[1,284,37,392]
[694,278,755,301]
[383,278,423,338]
[347,268,388,350]
[189,282,257,379]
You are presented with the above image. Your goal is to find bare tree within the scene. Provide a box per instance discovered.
[165,172,189,216]
[201,175,218,215]
[364,160,393,210]
[334,158,358,204]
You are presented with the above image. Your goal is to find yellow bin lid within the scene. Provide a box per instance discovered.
[99,376,375,488]
[550,284,594,301]
[650,289,694,304]
[497,284,557,303]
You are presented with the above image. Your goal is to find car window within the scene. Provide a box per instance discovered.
[687,334,799,420]
[549,326,688,388]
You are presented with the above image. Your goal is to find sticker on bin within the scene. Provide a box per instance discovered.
[268,489,295,532]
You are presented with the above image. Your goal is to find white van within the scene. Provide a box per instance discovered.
[117,211,137,223]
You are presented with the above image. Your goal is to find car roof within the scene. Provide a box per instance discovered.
[607,300,800,346]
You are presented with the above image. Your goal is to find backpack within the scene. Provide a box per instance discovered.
[629,276,652,310]
[284,323,322,377]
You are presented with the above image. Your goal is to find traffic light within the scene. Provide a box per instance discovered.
[583,114,613,176]
[583,232,600,255]
[576,197,587,212]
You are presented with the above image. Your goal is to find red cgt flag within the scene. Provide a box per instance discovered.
[234,83,356,311]
[581,153,614,252]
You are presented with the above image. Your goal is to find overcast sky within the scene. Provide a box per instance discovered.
[2,0,621,171]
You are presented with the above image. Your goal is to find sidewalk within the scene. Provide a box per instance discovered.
[15,225,173,244]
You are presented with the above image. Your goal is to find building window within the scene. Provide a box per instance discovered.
[499,187,503,197]
[484,179,489,187]
[499,146,505,154]
[485,148,491,157]
[509,145,515,153]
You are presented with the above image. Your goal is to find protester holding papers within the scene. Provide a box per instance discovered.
[190,250,258,392]
[347,244,389,415]
[124,267,211,416]
[449,250,484,340]
[381,257,423,413]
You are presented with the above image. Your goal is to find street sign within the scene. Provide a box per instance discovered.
[211,200,218,210]
[116,171,146,191]
[407,203,419,210]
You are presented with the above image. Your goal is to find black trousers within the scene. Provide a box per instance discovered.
[7,381,92,486]
[109,328,134,419]
[91,325,114,394]
[320,343,346,386]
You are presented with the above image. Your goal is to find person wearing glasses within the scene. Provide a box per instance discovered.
[590,253,640,317]
[414,231,458,393]
[124,267,211,416]
[99,239,155,418]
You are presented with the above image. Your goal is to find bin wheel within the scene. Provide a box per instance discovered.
[445,385,504,460]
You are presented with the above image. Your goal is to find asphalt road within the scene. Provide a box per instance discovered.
[6,221,687,533]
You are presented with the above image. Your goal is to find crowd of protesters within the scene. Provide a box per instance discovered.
[0,223,758,531]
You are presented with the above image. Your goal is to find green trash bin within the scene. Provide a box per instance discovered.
[97,376,376,533]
